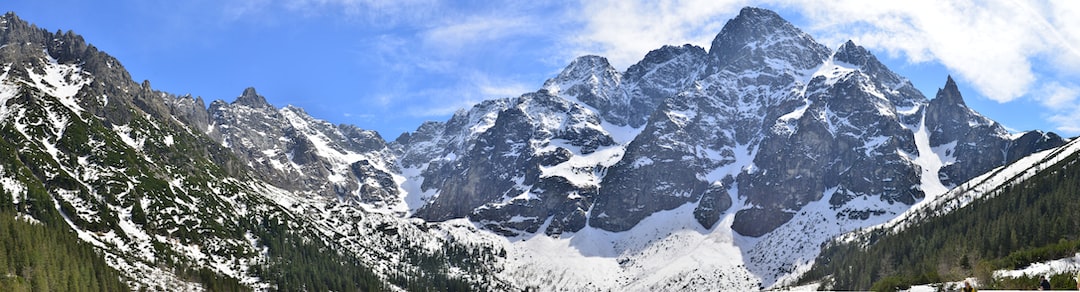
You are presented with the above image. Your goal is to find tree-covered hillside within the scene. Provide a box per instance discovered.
[803,141,1080,291]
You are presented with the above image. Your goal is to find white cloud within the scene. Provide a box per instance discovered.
[402,69,533,118]
[1039,82,1080,108]
[570,0,748,69]
[1040,82,1080,134]
[420,15,538,56]
[474,74,533,99]
[1049,107,1080,134]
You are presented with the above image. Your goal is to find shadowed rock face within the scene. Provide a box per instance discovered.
[924,76,1064,188]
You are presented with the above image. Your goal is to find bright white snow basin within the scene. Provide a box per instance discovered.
[500,203,759,291]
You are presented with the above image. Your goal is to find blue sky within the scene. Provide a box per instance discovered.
[7,1,1080,138]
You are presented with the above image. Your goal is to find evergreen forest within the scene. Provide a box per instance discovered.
[803,149,1080,291]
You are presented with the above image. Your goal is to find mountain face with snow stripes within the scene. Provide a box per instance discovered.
[397,7,1063,238]
[0,7,1071,291]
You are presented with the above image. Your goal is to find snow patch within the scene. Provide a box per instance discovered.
[744,186,909,288]
[112,124,145,151]
[24,50,92,117]
[538,140,625,188]
[994,253,1080,279]
[501,203,759,291]
[907,109,950,200]
[0,165,26,206]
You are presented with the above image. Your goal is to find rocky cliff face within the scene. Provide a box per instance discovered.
[205,87,404,211]
[398,90,618,236]
[397,7,1066,239]
[923,76,1064,187]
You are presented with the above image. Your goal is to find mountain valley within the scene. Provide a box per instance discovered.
[0,7,1077,291]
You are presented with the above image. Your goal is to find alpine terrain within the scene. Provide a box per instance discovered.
[0,7,1073,291]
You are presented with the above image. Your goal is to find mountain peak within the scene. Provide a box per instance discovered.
[833,40,868,61]
[234,87,272,108]
[1,11,20,23]
[561,55,616,78]
[708,7,830,71]
[543,55,619,94]
[944,75,958,90]
[737,6,784,21]
[934,75,966,107]
[711,7,793,50]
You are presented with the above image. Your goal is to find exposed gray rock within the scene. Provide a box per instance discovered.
[205,89,401,207]
[925,76,1065,187]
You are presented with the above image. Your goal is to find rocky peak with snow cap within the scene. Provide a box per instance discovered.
[404,89,616,235]
[708,7,831,74]
[620,44,709,127]
[233,87,273,109]
[931,75,966,108]
[541,55,631,125]
[833,40,924,109]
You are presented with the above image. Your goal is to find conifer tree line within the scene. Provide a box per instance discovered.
[803,150,1080,291]
[0,132,128,291]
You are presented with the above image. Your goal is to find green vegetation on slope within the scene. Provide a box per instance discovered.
[0,210,130,292]
[0,132,128,291]
[804,148,1080,291]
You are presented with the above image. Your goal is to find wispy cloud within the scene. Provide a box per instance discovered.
[1040,82,1080,134]
[422,15,536,55]
[398,69,535,118]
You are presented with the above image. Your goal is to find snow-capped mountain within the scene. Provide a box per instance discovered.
[0,6,1070,291]
[389,6,1065,289]
[0,12,507,291]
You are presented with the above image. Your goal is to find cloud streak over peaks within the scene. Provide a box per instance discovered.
[568,0,1080,134]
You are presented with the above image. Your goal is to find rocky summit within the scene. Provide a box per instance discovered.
[0,7,1068,291]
